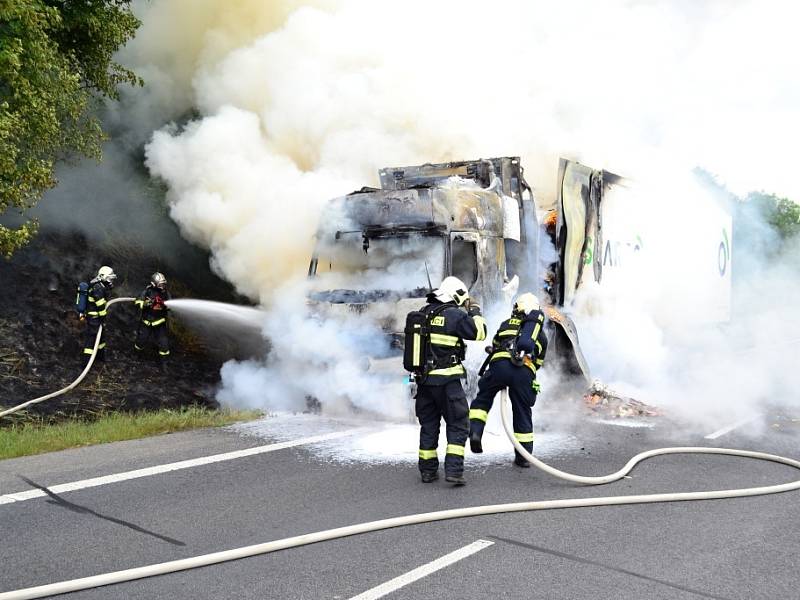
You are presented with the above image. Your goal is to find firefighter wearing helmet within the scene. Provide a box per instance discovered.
[468,292,548,467]
[134,272,171,368]
[82,266,116,363]
[408,276,487,485]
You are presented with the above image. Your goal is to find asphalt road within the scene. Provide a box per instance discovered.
[1,409,799,600]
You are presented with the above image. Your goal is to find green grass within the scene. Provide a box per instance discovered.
[0,407,263,460]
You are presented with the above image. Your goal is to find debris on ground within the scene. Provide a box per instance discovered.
[583,380,662,418]
[770,414,800,430]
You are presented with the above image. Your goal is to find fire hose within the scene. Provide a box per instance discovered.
[0,298,135,419]
[2,392,799,599]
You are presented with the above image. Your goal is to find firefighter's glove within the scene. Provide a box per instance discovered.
[467,303,482,317]
[532,380,541,393]
[78,313,85,322]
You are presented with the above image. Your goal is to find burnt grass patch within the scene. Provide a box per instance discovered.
[0,230,243,426]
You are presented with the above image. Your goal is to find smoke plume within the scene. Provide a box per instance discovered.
[568,172,800,429]
[123,0,800,423]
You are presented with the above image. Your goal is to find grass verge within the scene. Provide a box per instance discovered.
[0,407,262,460]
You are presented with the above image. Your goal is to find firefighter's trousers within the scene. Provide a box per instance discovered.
[415,380,469,477]
[83,317,106,361]
[469,359,538,460]
[135,322,170,358]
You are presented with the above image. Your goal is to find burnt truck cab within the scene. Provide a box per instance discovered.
[307,157,537,383]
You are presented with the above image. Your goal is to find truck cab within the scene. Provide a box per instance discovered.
[305,157,607,416]
[306,157,538,388]
[308,158,537,315]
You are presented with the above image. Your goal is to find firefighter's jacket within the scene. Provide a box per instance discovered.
[86,280,112,322]
[421,300,487,386]
[135,286,171,327]
[489,309,548,375]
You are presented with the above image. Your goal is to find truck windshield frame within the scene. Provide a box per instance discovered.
[308,227,447,295]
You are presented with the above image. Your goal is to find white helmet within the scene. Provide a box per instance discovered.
[96,266,117,287]
[513,292,540,315]
[434,276,469,306]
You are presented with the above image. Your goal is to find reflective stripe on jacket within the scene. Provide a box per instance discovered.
[489,310,548,373]
[86,281,110,319]
[422,301,486,385]
[136,285,171,327]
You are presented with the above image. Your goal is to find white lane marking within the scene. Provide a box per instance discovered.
[704,417,758,440]
[348,539,494,600]
[0,430,358,505]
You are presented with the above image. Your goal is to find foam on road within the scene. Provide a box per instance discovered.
[233,413,582,466]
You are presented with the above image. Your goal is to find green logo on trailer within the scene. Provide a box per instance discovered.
[718,228,730,276]
[583,236,593,265]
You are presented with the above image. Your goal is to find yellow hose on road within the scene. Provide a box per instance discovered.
[0,298,134,419]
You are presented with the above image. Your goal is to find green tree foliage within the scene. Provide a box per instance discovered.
[695,168,799,262]
[746,191,800,241]
[0,0,141,257]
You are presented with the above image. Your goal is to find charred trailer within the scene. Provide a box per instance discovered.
[548,158,733,380]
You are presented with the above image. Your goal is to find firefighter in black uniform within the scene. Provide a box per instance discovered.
[134,272,171,367]
[468,293,548,467]
[81,266,116,363]
[412,276,487,485]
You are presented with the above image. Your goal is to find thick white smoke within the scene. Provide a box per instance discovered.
[569,172,800,430]
[128,0,800,423]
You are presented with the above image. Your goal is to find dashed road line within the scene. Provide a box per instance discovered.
[0,430,358,505]
[704,417,758,440]
[347,539,494,600]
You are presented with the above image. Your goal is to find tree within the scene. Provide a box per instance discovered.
[769,197,800,240]
[746,191,800,241]
[0,0,141,257]
[694,169,799,255]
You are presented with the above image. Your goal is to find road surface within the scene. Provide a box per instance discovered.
[1,409,799,599]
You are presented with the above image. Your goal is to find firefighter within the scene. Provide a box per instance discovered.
[412,276,487,485]
[468,292,548,467]
[82,266,116,363]
[134,272,171,368]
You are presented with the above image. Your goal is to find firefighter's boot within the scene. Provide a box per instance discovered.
[445,474,466,486]
[421,471,439,483]
[514,441,533,467]
[468,407,488,453]
[469,428,483,454]
[513,454,531,468]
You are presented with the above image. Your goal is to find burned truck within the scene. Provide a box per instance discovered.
[306,157,591,395]
[306,155,732,414]
[308,157,536,305]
